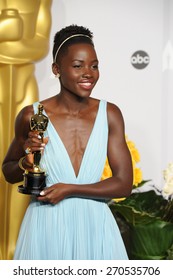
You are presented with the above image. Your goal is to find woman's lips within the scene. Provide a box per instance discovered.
[78,82,93,90]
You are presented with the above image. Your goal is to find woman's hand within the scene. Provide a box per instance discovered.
[23,131,49,167]
[37,183,70,205]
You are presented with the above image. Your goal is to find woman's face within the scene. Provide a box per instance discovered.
[56,43,99,98]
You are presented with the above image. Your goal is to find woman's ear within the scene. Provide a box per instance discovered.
[52,63,60,78]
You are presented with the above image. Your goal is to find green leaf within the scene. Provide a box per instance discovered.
[109,189,173,259]
[129,220,173,260]
[109,190,168,225]
[133,179,151,188]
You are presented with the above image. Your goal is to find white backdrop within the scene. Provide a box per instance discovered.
[35,0,173,189]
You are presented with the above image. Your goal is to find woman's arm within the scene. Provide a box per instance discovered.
[38,102,133,204]
[2,105,43,183]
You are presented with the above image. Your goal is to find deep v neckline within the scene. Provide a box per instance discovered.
[41,100,101,179]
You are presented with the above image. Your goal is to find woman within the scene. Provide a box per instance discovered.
[2,25,133,259]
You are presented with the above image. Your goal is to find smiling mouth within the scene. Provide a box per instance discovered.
[78,82,93,89]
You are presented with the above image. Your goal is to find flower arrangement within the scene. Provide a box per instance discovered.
[102,136,173,259]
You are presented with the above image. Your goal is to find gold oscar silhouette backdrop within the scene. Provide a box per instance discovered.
[0,0,52,260]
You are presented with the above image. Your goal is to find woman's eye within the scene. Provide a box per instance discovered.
[92,64,99,70]
[73,65,82,68]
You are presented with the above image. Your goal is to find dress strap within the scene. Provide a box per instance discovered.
[33,101,40,114]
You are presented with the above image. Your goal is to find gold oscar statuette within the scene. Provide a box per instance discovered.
[18,104,49,195]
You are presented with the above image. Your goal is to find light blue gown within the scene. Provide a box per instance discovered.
[14,100,128,260]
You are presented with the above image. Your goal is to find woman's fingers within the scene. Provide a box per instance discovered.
[24,132,48,153]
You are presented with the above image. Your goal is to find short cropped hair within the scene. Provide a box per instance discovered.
[53,24,94,62]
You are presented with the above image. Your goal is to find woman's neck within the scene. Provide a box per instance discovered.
[57,92,90,115]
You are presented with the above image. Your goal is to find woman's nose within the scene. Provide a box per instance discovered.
[82,67,92,78]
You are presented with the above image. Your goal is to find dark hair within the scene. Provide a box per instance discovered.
[53,24,94,62]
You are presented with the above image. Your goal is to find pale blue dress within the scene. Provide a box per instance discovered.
[14,100,128,260]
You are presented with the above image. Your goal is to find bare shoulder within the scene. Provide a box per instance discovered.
[16,104,34,124]
[107,101,125,130]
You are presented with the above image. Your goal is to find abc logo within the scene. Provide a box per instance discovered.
[131,50,150,69]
